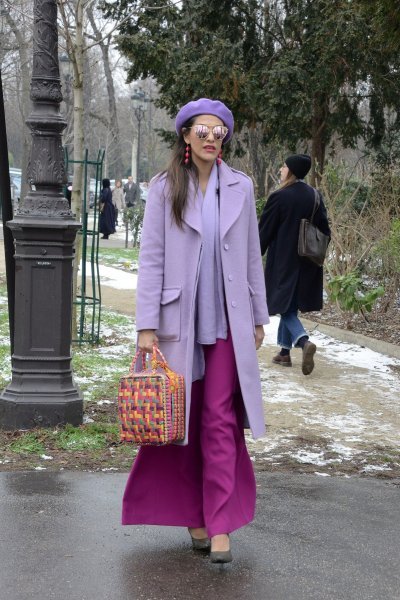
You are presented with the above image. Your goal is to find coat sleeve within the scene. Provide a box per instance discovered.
[135,179,165,331]
[258,192,281,255]
[247,180,270,326]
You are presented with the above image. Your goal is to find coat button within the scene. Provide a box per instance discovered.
[228,274,233,281]
[224,243,229,250]
[231,301,237,307]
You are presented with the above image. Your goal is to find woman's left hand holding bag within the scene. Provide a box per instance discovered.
[138,329,159,354]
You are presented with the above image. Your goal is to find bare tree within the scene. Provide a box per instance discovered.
[86,4,123,178]
[0,0,33,199]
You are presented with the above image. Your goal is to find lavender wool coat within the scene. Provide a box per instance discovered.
[135,161,269,444]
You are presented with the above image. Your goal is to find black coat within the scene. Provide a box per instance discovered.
[259,181,330,315]
[99,188,115,236]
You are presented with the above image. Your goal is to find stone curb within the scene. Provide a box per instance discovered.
[302,317,400,360]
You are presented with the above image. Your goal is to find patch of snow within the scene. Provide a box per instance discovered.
[291,450,340,466]
[328,442,357,458]
[261,378,314,404]
[97,344,131,356]
[100,324,136,339]
[362,464,393,472]
[304,413,368,434]
[84,263,137,290]
[263,316,400,377]
[74,376,95,385]
[40,454,54,461]
[34,466,47,471]
[315,472,331,477]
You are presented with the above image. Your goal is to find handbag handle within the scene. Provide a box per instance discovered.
[129,349,147,373]
[128,344,169,374]
[310,188,320,224]
[128,345,181,393]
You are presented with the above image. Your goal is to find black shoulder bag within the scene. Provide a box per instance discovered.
[298,189,330,267]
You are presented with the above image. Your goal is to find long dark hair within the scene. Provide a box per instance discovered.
[280,170,297,189]
[165,118,198,227]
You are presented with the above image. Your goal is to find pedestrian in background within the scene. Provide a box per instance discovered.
[259,154,330,375]
[123,175,140,208]
[112,179,124,227]
[99,178,115,240]
[122,98,269,564]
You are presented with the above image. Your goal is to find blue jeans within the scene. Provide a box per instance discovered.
[277,295,308,349]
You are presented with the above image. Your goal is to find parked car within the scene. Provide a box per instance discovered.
[8,169,22,214]
[139,182,148,203]
[10,174,21,201]
[89,179,98,209]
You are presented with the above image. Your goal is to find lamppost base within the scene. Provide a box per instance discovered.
[0,388,83,430]
[0,396,83,430]
[0,217,83,431]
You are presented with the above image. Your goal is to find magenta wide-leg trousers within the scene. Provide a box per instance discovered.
[121,334,256,538]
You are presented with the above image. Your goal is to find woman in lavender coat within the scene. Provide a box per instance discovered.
[122,98,269,564]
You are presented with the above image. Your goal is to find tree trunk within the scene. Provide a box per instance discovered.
[87,6,122,179]
[310,94,329,186]
[246,126,263,198]
[4,9,32,202]
[70,0,85,340]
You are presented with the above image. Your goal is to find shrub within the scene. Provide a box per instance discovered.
[327,271,384,325]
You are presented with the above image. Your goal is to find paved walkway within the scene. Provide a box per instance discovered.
[0,471,399,600]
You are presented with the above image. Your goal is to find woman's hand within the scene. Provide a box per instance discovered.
[255,325,265,350]
[138,329,159,354]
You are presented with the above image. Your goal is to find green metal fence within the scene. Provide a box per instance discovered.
[65,148,105,345]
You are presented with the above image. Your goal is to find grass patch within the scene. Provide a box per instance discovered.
[0,345,11,389]
[9,433,46,455]
[0,308,10,330]
[101,309,133,328]
[0,345,11,363]
[72,350,127,379]
[97,247,139,268]
[54,423,119,451]
[87,379,121,403]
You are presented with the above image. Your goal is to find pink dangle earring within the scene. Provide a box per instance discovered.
[217,149,223,165]
[184,144,191,165]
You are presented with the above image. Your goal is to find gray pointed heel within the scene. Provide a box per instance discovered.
[210,549,233,563]
[188,529,211,551]
[191,536,211,551]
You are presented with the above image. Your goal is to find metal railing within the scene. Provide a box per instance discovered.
[65,148,105,345]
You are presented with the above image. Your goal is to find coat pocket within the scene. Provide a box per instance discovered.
[157,287,182,341]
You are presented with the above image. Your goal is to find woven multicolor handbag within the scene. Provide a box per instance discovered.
[118,345,185,445]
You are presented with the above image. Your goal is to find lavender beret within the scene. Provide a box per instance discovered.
[175,98,234,143]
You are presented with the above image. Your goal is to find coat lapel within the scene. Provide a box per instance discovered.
[182,178,202,235]
[181,162,246,238]
[218,162,246,240]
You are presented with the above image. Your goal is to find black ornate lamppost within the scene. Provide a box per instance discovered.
[131,88,149,183]
[0,0,83,429]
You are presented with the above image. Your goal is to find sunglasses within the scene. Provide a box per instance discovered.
[188,124,229,141]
